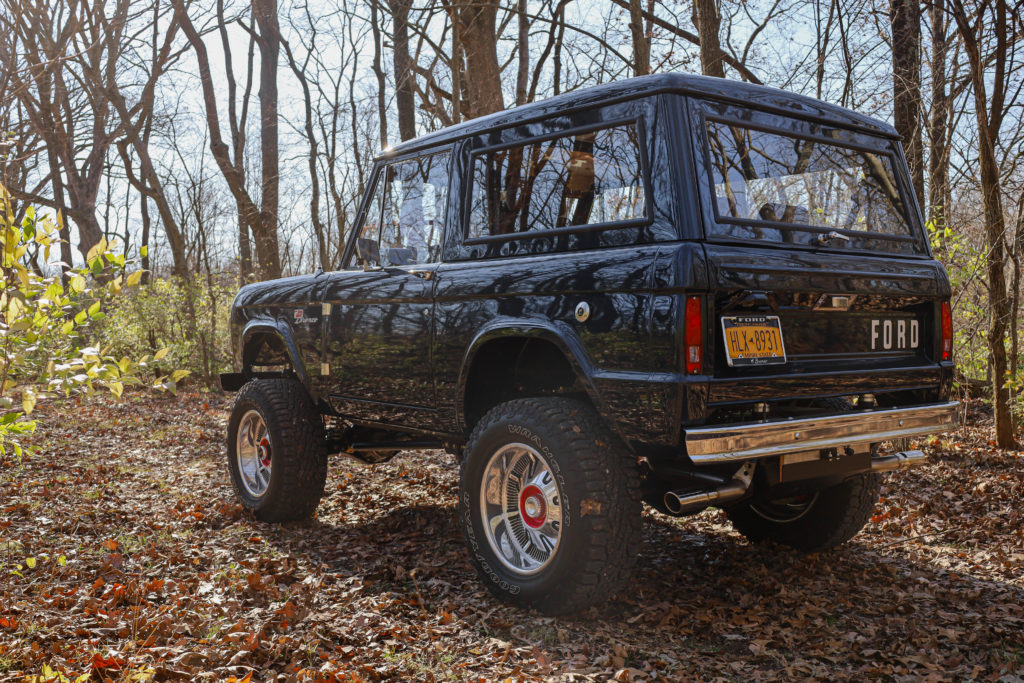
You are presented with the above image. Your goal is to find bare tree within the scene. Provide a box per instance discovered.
[949,0,1022,447]
[216,0,258,282]
[452,0,504,117]
[927,0,954,230]
[628,0,650,76]
[0,1,137,261]
[175,0,282,280]
[252,0,283,279]
[388,0,418,141]
[279,24,330,270]
[607,0,763,83]
[693,0,726,78]
[891,0,925,207]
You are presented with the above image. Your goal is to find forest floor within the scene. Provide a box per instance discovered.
[0,392,1022,682]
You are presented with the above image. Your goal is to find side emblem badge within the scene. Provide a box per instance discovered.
[574,301,591,323]
[293,309,318,324]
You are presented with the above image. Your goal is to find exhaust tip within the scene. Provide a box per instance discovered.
[663,490,685,515]
[871,449,927,473]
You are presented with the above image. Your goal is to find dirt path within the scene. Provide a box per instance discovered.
[1,393,1022,681]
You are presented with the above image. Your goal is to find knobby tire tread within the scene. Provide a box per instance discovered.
[463,397,641,614]
[231,379,327,522]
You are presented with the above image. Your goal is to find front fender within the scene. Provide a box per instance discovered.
[239,318,310,388]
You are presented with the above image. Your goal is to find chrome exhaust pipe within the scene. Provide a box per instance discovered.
[664,481,748,515]
[871,449,927,472]
[663,462,755,515]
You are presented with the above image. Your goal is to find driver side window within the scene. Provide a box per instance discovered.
[355,151,450,267]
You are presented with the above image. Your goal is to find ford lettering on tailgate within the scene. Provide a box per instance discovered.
[870,319,920,351]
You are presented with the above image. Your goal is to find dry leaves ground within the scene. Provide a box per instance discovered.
[1,393,1022,682]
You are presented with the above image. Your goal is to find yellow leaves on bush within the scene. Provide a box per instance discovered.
[21,387,36,415]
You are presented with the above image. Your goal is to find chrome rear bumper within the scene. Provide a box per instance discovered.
[685,401,959,464]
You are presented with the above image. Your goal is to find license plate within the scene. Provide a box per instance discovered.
[721,315,787,366]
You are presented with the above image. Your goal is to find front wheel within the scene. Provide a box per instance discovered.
[726,472,881,552]
[226,379,328,522]
[459,397,641,615]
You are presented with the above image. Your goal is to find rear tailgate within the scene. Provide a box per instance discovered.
[704,243,949,407]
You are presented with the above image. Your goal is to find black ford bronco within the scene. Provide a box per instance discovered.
[222,74,957,615]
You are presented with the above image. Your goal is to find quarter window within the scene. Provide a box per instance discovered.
[355,151,449,266]
[468,123,646,240]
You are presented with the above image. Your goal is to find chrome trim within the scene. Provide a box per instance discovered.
[871,449,927,472]
[664,462,755,515]
[686,401,958,464]
[479,442,563,576]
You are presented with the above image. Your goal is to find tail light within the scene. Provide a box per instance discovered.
[685,295,703,374]
[940,301,953,361]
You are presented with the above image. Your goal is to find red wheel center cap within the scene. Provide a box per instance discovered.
[519,485,546,528]
[258,437,271,467]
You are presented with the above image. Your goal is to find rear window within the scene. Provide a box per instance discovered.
[703,119,919,251]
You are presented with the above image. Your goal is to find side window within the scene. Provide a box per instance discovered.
[468,123,645,240]
[354,170,386,266]
[354,151,450,266]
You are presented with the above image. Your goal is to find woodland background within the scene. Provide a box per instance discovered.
[1,0,1023,441]
[0,2,1023,680]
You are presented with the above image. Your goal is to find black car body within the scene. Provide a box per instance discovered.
[222,74,957,613]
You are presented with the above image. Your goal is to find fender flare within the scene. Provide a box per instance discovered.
[239,319,310,389]
[456,317,607,431]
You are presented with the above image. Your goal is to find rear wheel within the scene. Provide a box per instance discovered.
[227,379,328,522]
[726,472,880,551]
[459,397,641,615]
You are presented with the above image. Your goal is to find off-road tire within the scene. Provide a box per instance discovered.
[227,379,328,522]
[459,397,642,615]
[726,472,881,552]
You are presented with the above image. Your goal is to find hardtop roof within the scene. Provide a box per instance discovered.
[380,73,900,160]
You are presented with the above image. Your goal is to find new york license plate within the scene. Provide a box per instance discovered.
[721,316,787,366]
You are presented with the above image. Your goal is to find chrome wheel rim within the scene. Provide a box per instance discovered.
[480,443,563,575]
[750,492,819,523]
[236,410,272,498]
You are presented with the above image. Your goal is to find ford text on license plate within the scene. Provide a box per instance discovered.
[721,316,787,366]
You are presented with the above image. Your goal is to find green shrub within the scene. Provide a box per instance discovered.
[0,186,180,457]
[94,276,234,389]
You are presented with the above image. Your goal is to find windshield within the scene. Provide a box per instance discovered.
[704,120,917,249]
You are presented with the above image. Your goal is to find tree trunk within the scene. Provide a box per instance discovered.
[280,34,330,270]
[45,147,74,278]
[692,0,726,78]
[979,132,1014,448]
[951,0,1015,448]
[628,0,649,76]
[450,2,463,123]
[927,1,950,231]
[389,0,417,142]
[253,0,282,280]
[890,0,924,209]
[370,0,389,148]
[218,0,256,282]
[515,0,529,105]
[176,0,278,280]
[457,0,504,117]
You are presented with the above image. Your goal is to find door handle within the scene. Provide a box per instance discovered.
[408,270,435,281]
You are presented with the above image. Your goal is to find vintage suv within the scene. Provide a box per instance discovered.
[221,74,958,615]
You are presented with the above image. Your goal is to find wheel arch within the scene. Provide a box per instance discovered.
[237,320,311,390]
[457,319,609,434]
